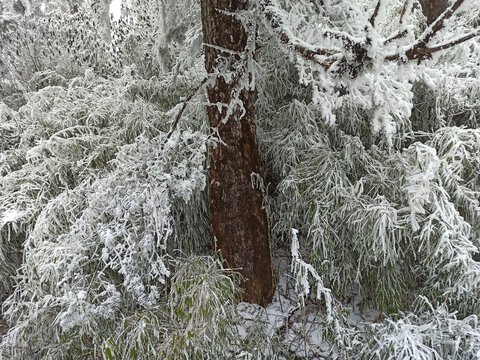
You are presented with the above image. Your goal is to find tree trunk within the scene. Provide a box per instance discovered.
[201,0,274,305]
[91,0,112,44]
[418,0,449,25]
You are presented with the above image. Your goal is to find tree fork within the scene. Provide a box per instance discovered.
[201,0,274,305]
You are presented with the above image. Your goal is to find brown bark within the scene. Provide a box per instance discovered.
[201,0,274,305]
[418,0,449,25]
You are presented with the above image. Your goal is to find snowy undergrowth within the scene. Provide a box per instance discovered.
[0,69,214,359]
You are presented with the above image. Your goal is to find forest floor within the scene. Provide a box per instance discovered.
[236,250,383,359]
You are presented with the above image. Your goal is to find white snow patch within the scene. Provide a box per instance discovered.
[110,0,122,21]
[0,209,24,228]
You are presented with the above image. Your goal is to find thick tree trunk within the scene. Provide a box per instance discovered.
[418,0,449,25]
[201,0,274,305]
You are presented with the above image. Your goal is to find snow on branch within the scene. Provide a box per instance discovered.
[259,0,340,70]
[260,0,478,76]
[386,0,478,61]
[291,228,333,320]
[386,28,480,61]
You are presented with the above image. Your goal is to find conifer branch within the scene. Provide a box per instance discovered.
[261,0,476,75]
[259,0,339,70]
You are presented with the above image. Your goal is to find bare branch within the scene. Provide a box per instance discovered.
[369,0,382,27]
[399,0,409,24]
[163,77,208,145]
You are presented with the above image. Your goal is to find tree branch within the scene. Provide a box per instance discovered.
[384,29,409,45]
[386,0,473,61]
[427,30,480,53]
[385,29,480,61]
[399,0,409,24]
[418,0,465,45]
[260,0,476,76]
[260,0,339,69]
[163,77,208,146]
[369,0,382,27]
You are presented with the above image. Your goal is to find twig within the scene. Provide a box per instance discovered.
[399,0,409,24]
[369,0,382,27]
[162,77,208,146]
[386,28,479,61]
[301,299,308,359]
[384,29,409,45]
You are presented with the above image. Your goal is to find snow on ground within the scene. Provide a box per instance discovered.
[236,251,384,359]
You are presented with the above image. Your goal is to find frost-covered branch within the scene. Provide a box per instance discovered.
[259,0,340,70]
[385,0,478,61]
[260,0,478,77]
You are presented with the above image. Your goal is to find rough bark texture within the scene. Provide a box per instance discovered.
[418,0,449,25]
[201,0,274,305]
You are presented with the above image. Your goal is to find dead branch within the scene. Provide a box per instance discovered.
[399,0,409,24]
[163,77,208,145]
[369,0,382,27]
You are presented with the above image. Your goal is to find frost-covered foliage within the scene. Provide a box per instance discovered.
[255,0,480,356]
[1,0,480,359]
[268,123,480,312]
[362,297,480,359]
[115,0,202,76]
[0,66,212,358]
[102,256,240,360]
[0,10,112,108]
